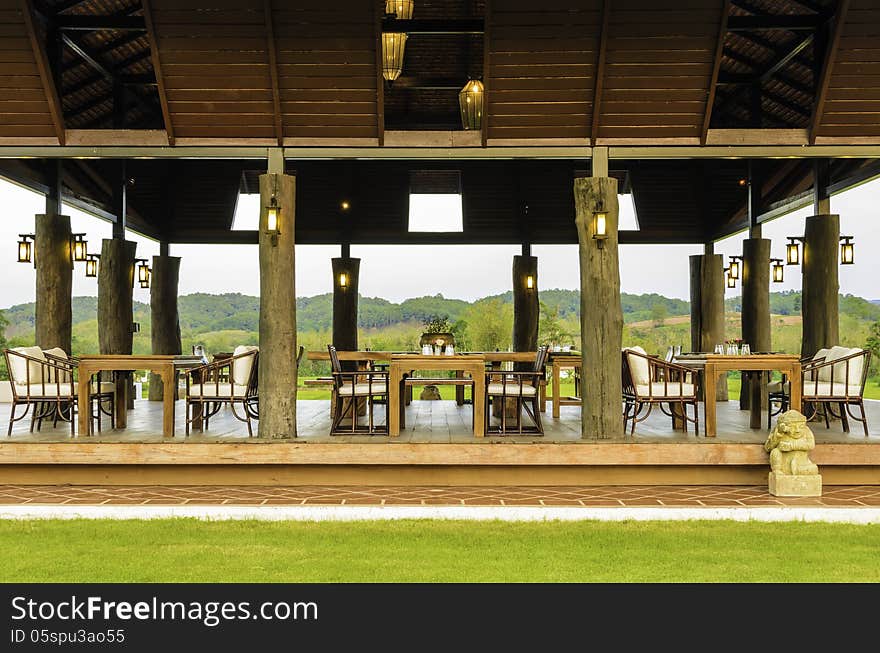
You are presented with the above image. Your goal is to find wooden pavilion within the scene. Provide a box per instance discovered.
[1,0,879,486]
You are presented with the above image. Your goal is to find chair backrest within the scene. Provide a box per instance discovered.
[231,345,259,386]
[623,346,651,387]
[533,345,549,373]
[5,346,47,385]
[327,345,342,374]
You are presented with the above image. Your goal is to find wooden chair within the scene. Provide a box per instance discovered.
[328,345,388,435]
[622,346,699,435]
[3,347,113,437]
[185,345,259,436]
[485,346,548,435]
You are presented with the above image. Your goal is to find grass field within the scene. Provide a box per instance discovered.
[2,519,878,582]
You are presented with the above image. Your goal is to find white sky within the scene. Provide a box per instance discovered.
[0,173,878,308]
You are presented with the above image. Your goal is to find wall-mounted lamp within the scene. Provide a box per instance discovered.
[17,234,34,264]
[592,210,608,248]
[840,235,854,265]
[526,274,535,290]
[338,272,349,288]
[72,233,88,262]
[728,255,741,280]
[136,258,151,289]
[458,79,484,130]
[771,258,784,283]
[786,237,801,265]
[85,254,100,278]
[265,174,281,241]
[725,267,736,289]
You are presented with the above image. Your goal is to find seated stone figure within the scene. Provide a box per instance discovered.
[764,410,819,476]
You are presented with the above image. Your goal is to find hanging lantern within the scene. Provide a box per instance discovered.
[136,258,151,287]
[526,274,535,290]
[591,209,608,248]
[139,267,151,289]
[728,256,741,280]
[338,272,348,288]
[786,237,800,265]
[85,254,99,278]
[385,0,413,19]
[382,32,408,81]
[840,236,854,265]
[17,234,34,263]
[725,267,736,289]
[771,258,784,283]
[72,233,88,262]
[458,79,484,130]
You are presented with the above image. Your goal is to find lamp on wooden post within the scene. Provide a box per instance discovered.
[338,272,349,289]
[17,233,34,264]
[728,255,741,280]
[725,267,736,289]
[771,258,784,283]
[526,274,535,290]
[459,79,484,130]
[592,207,608,249]
[136,258,151,289]
[840,236,854,265]
[72,233,88,262]
[85,254,100,278]
[786,237,801,265]
[264,175,282,244]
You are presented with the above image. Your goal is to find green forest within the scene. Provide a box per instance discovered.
[2,290,880,384]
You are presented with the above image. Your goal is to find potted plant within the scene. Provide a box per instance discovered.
[419,316,455,353]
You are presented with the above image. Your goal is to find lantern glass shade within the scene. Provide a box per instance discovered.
[786,239,800,265]
[729,258,740,280]
[382,32,408,81]
[840,237,854,265]
[139,268,151,289]
[772,260,784,283]
[593,211,608,238]
[458,79,484,130]
[72,235,87,262]
[266,205,280,234]
[385,0,413,19]
[727,272,736,289]
[526,275,534,289]
[17,237,32,263]
[339,272,348,288]
[137,260,150,283]
[85,256,98,278]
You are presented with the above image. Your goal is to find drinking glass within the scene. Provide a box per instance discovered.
[714,344,724,355]
[674,345,682,357]
[741,343,751,356]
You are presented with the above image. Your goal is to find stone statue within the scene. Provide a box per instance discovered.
[419,385,442,401]
[764,410,821,496]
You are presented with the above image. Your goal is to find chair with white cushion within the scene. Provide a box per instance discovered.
[622,346,699,435]
[185,345,259,436]
[3,346,114,436]
[485,346,548,435]
[328,345,388,435]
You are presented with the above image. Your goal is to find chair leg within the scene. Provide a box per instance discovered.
[860,401,869,436]
[839,402,850,433]
[7,403,15,437]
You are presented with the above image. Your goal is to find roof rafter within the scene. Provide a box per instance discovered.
[702,0,731,145]
[141,0,173,145]
[20,0,65,144]
[810,0,850,144]
[590,0,610,146]
[263,0,283,146]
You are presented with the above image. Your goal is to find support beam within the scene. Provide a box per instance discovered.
[702,0,731,144]
[332,257,360,353]
[810,0,849,143]
[141,0,174,145]
[574,176,622,439]
[689,254,727,401]
[21,0,65,145]
[813,158,831,214]
[257,164,296,439]
[512,255,538,355]
[590,0,610,146]
[263,0,282,146]
[111,160,126,239]
[148,255,181,401]
[801,214,839,360]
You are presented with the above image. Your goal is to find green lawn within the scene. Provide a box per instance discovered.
[2,519,878,582]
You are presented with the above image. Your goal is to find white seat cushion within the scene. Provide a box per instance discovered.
[635,382,696,398]
[338,382,388,396]
[42,347,68,359]
[8,346,46,384]
[232,345,259,385]
[624,346,650,386]
[188,383,250,398]
[767,380,791,394]
[487,383,537,396]
[802,381,863,398]
[13,381,116,397]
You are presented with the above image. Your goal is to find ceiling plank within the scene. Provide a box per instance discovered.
[590,0,610,146]
[20,0,65,145]
[381,18,483,34]
[373,0,384,147]
[481,0,491,147]
[56,15,145,31]
[702,0,731,145]
[141,0,174,146]
[263,0,282,146]
[810,0,850,144]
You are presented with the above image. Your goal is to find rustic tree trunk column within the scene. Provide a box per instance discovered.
[801,214,840,359]
[332,257,360,352]
[574,176,623,439]
[98,238,136,427]
[512,254,539,354]
[741,237,771,424]
[148,254,182,401]
[689,253,728,401]
[258,166,297,439]
[34,213,72,352]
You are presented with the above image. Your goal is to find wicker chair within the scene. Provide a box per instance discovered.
[622,346,699,435]
[3,346,114,437]
[328,345,388,435]
[485,346,548,435]
[185,345,259,436]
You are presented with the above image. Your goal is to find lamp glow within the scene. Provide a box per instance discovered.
[592,211,608,248]
[17,234,34,263]
[725,267,736,289]
[786,238,800,265]
[72,234,87,262]
[85,254,99,278]
[526,275,535,289]
[840,236,854,265]
[339,272,348,288]
[771,259,784,283]
[458,79,484,130]
[728,256,740,280]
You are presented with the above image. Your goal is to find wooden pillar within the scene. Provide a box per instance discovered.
[740,237,771,420]
[98,239,136,356]
[332,257,360,352]
[689,253,728,401]
[148,254,182,401]
[801,214,840,359]
[257,157,297,439]
[574,175,623,439]
[34,213,72,352]
[512,254,538,354]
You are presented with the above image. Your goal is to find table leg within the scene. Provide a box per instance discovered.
[114,372,128,429]
[789,363,802,413]
[552,363,561,419]
[748,371,764,429]
[455,370,465,406]
[77,368,91,437]
[472,364,485,438]
[539,379,547,413]
[704,363,717,437]
[388,365,401,437]
[162,368,175,438]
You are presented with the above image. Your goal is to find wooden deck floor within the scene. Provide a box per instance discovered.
[1,398,877,444]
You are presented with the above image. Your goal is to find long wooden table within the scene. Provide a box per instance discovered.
[700,354,802,437]
[76,355,201,438]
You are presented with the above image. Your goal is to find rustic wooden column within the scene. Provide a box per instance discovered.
[258,153,297,439]
[740,236,771,422]
[801,214,840,359]
[512,253,539,355]
[689,251,728,401]
[34,161,72,352]
[148,250,182,401]
[574,170,623,439]
[331,255,360,352]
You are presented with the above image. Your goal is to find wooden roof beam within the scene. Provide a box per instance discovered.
[702,0,731,145]
[56,15,145,31]
[21,0,65,145]
[61,33,113,80]
[62,50,151,95]
[810,0,849,144]
[393,76,465,90]
[381,18,483,34]
[141,0,173,146]
[263,0,283,146]
[590,0,610,147]
[727,15,823,31]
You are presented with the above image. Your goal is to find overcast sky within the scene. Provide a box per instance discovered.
[0,173,877,309]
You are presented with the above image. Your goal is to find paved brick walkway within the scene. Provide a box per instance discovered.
[0,485,878,507]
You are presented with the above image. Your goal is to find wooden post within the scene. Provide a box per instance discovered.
[689,253,728,401]
[148,254,182,401]
[258,163,297,439]
[512,255,539,355]
[741,237,771,423]
[331,257,360,352]
[34,213,72,352]
[574,176,623,439]
[801,214,840,359]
